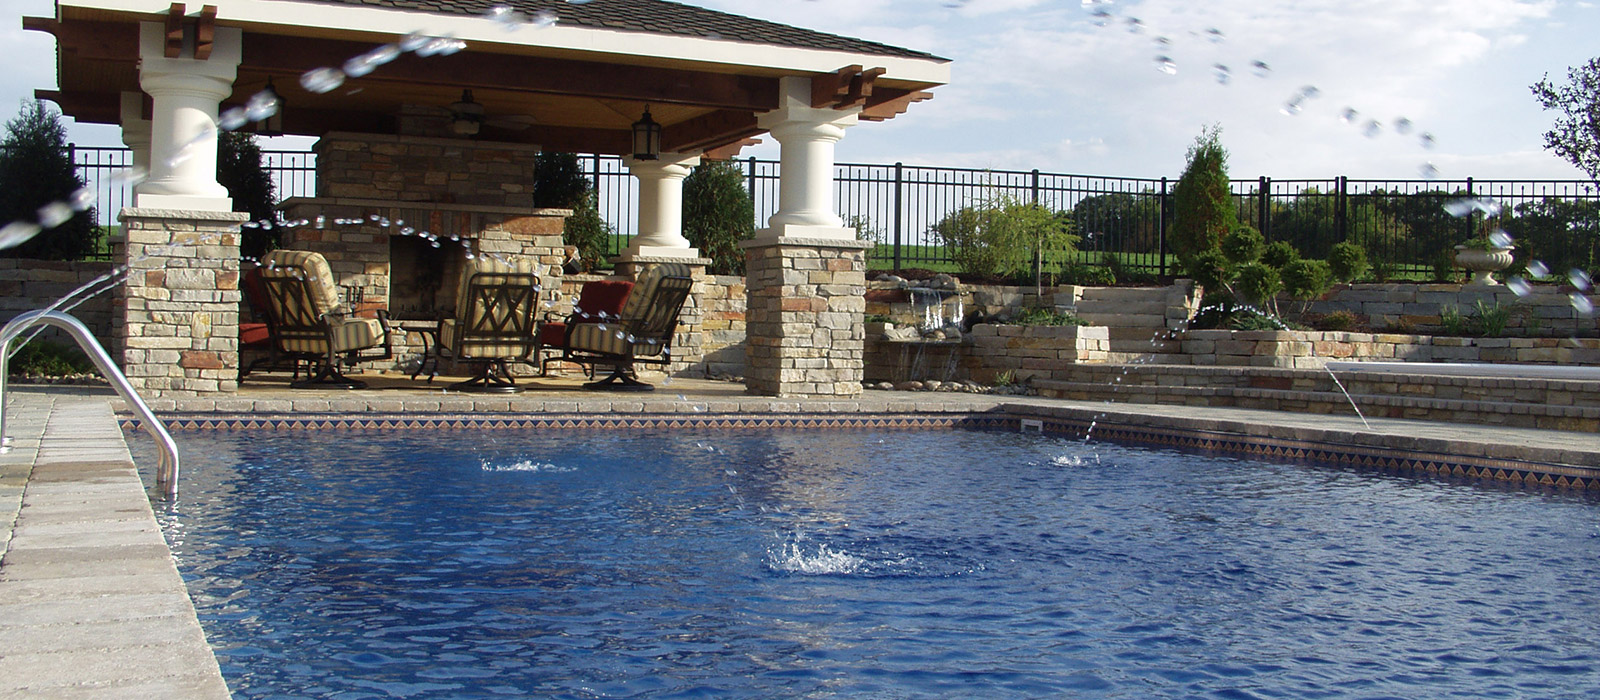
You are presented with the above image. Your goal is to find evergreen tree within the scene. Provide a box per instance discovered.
[533,152,590,209]
[0,101,97,260]
[682,159,755,275]
[218,131,278,259]
[1170,125,1236,276]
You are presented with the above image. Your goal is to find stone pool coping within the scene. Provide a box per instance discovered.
[4,381,1599,694]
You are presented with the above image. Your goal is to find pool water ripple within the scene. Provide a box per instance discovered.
[144,429,1600,698]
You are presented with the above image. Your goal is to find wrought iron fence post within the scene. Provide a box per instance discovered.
[893,162,904,271]
[746,156,757,213]
[1258,176,1270,239]
[1335,175,1348,242]
[590,153,601,193]
[1158,176,1169,279]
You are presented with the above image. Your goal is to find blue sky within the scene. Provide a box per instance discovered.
[4,0,1595,181]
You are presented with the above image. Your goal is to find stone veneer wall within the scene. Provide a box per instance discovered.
[1295,283,1600,336]
[313,132,543,208]
[115,209,245,396]
[864,324,1110,384]
[0,259,116,347]
[1179,329,1600,368]
[699,273,747,378]
[743,239,869,397]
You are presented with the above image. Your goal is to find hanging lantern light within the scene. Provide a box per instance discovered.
[631,106,660,160]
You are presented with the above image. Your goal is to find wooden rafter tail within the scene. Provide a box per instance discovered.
[20,16,60,36]
[164,3,185,58]
[810,64,861,109]
[841,67,886,109]
[859,90,933,122]
[196,5,217,60]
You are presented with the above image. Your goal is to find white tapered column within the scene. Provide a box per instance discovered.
[134,21,240,211]
[119,92,152,176]
[618,152,701,260]
[755,76,859,240]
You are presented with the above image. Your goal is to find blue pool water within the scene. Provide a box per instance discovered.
[151,429,1600,698]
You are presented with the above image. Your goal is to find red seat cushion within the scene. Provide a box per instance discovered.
[240,322,272,347]
[538,322,568,347]
[573,280,634,320]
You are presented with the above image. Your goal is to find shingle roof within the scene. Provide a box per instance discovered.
[294,0,947,62]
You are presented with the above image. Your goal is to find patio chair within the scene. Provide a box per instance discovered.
[535,278,634,376]
[436,256,543,392]
[238,265,308,383]
[563,263,694,392]
[258,249,392,389]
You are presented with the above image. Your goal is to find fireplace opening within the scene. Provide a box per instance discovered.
[388,236,468,320]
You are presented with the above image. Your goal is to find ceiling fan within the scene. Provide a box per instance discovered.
[427,89,538,135]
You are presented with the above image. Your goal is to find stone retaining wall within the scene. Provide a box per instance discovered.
[1295,282,1600,336]
[865,324,1110,384]
[1179,330,1600,368]
[0,259,117,348]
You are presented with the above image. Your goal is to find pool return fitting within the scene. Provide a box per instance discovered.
[0,310,180,498]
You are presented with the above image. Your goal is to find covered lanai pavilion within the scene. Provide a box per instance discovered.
[24,0,950,397]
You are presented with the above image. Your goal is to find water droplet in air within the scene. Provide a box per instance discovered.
[1507,276,1532,297]
[530,10,559,28]
[399,32,429,52]
[68,186,96,212]
[1340,107,1359,124]
[1154,56,1177,75]
[1528,260,1550,278]
[1418,162,1439,179]
[1251,60,1271,77]
[246,90,281,121]
[487,5,526,30]
[1570,269,1592,291]
[1280,98,1304,116]
[1298,86,1320,99]
[1488,230,1513,248]
[345,44,401,77]
[1394,117,1414,134]
[1090,8,1113,26]
[1153,36,1172,48]
[1571,293,1594,314]
[1125,17,1144,33]
[1207,27,1225,43]
[1362,120,1382,138]
[615,331,625,340]
[1419,132,1436,149]
[218,107,249,131]
[1212,64,1231,84]
[0,221,42,250]
[596,324,607,332]
[300,67,346,93]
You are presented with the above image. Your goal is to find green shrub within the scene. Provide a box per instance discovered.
[683,160,756,275]
[1261,241,1300,269]
[0,101,98,260]
[533,152,590,209]
[1431,251,1458,283]
[1281,258,1333,301]
[931,193,1076,280]
[1474,299,1511,337]
[1316,310,1360,331]
[1327,242,1369,283]
[1221,225,1264,265]
[9,340,93,376]
[1058,261,1115,286]
[1185,248,1233,293]
[1169,125,1236,272]
[1440,304,1467,336]
[1004,306,1090,327]
[563,190,613,273]
[1233,262,1282,310]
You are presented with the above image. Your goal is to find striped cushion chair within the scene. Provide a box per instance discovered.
[259,249,391,389]
[564,263,694,391]
[437,256,543,392]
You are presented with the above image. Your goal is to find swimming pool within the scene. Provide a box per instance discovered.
[152,428,1600,698]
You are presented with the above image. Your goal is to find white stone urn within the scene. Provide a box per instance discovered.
[1454,244,1515,286]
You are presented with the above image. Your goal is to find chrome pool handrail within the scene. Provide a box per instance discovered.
[0,310,180,497]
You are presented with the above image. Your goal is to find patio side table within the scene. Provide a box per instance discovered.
[398,320,442,382]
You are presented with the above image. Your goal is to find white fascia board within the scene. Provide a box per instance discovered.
[62,0,951,85]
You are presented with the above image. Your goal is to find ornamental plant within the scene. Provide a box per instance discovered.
[1327,241,1369,283]
[683,159,756,275]
[1170,125,1236,273]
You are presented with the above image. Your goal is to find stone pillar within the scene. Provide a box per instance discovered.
[134,21,240,211]
[116,208,246,396]
[119,91,152,176]
[613,257,713,378]
[755,76,859,240]
[617,153,701,260]
[741,237,871,397]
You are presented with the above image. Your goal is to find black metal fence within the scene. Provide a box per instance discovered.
[53,146,1600,276]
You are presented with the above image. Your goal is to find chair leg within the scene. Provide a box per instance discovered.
[290,359,367,389]
[582,362,654,392]
[446,359,522,393]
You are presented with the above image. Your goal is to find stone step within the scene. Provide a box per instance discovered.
[1077,312,1167,328]
[1103,352,1191,364]
[1078,286,1171,303]
[1073,299,1169,317]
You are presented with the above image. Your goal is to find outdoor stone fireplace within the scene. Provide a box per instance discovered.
[276,133,569,371]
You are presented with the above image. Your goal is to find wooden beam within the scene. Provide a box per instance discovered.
[195,5,217,60]
[810,64,861,109]
[842,67,886,109]
[22,18,139,62]
[164,4,185,58]
[703,138,761,160]
[661,109,759,153]
[241,35,780,111]
[35,90,121,124]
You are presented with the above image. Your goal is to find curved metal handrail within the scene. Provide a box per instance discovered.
[0,310,180,497]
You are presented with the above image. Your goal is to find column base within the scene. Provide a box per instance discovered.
[133,193,235,212]
[752,224,860,243]
[740,237,870,398]
[614,245,703,262]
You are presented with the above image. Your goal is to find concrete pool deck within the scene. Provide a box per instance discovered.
[2,375,1598,695]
